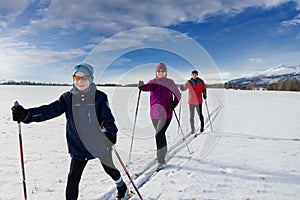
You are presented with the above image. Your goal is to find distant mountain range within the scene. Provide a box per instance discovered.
[227,64,300,87]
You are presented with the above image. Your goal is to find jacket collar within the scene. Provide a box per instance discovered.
[71,83,96,96]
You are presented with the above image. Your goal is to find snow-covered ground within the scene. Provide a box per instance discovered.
[1,85,300,200]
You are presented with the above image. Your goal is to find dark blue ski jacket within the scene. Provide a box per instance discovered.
[23,83,118,160]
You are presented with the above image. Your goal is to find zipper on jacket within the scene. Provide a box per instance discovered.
[159,80,162,116]
[88,109,91,125]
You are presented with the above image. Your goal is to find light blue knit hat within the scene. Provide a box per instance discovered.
[72,63,94,83]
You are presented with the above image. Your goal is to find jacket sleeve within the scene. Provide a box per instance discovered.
[202,81,207,96]
[183,80,189,91]
[172,80,182,106]
[99,94,118,135]
[140,79,154,91]
[23,94,67,123]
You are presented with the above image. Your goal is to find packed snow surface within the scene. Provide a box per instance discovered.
[1,85,299,199]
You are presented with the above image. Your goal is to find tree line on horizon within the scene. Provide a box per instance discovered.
[0,80,224,88]
[0,80,71,86]
[2,79,300,91]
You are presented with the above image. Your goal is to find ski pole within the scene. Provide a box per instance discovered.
[14,101,27,200]
[113,147,143,200]
[177,99,182,135]
[204,99,213,131]
[172,109,192,154]
[128,89,141,166]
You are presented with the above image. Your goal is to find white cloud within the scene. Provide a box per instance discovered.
[281,14,300,26]
[0,0,31,29]
[16,0,299,35]
[248,57,265,63]
[293,0,300,9]
[90,27,175,53]
[0,36,89,78]
[1,0,299,82]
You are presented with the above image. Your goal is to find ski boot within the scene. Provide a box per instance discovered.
[116,183,129,200]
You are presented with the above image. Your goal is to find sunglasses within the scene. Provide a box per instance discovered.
[73,75,90,81]
[156,70,166,73]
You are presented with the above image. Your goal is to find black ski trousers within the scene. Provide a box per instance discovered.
[151,119,171,164]
[65,152,121,200]
[189,104,204,131]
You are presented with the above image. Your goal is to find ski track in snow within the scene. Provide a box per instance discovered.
[97,90,224,199]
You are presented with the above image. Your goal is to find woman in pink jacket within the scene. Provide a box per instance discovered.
[138,63,181,169]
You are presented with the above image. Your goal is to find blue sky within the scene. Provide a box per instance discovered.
[0,0,299,84]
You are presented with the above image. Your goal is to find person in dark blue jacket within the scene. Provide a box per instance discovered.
[11,63,129,200]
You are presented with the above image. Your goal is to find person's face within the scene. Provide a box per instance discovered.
[192,73,198,79]
[73,71,91,91]
[156,69,167,78]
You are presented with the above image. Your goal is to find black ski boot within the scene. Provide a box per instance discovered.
[200,126,204,133]
[116,182,128,200]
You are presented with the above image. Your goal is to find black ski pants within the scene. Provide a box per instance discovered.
[65,152,121,200]
[189,104,204,131]
[151,119,171,164]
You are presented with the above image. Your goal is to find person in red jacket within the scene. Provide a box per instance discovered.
[180,70,207,134]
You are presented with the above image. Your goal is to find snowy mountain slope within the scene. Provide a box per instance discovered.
[228,64,300,86]
[264,65,300,76]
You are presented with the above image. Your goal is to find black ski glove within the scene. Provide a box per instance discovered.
[169,101,177,110]
[105,132,116,145]
[203,94,207,99]
[179,84,184,91]
[11,105,28,122]
[101,126,116,146]
[138,80,144,89]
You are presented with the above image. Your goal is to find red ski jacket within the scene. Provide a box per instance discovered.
[183,77,206,105]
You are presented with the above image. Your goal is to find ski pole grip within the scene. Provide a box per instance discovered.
[14,101,21,123]
[14,101,19,107]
